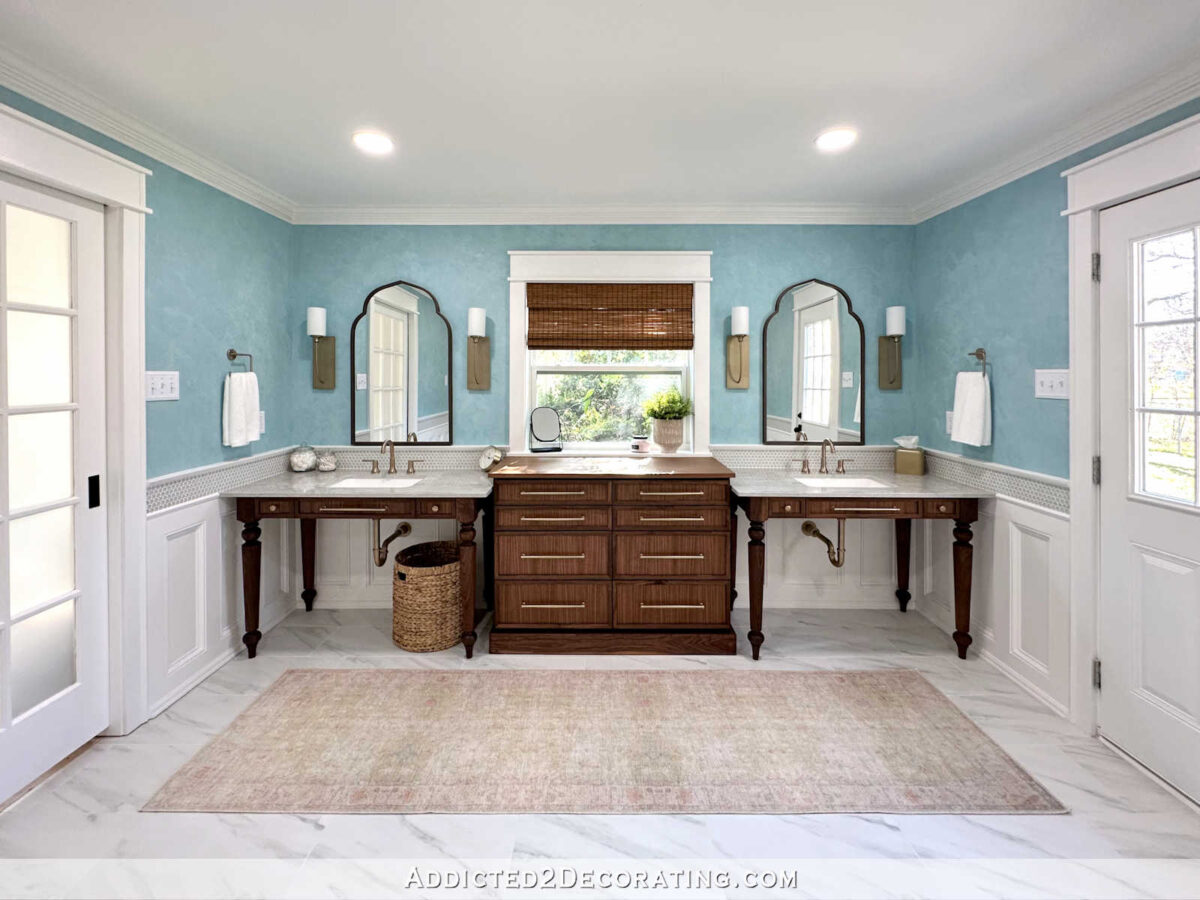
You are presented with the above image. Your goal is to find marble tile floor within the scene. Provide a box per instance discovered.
[1,607,1198,895]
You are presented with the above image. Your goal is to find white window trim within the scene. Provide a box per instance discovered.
[507,251,711,454]
[1064,110,1200,735]
[0,101,149,736]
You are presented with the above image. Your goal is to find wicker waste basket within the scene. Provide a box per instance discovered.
[392,541,461,652]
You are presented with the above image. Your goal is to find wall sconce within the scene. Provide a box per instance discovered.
[467,307,490,390]
[726,306,750,389]
[878,305,905,391]
[308,306,335,390]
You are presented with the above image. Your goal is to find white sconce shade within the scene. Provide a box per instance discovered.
[468,307,487,338]
[885,306,906,337]
[731,306,750,336]
[306,306,327,337]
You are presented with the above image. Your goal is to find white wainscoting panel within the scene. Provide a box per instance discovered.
[146,497,290,715]
[916,497,1071,716]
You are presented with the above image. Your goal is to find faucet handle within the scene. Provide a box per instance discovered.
[362,458,381,474]
[406,459,425,475]
[801,458,811,474]
[835,459,847,474]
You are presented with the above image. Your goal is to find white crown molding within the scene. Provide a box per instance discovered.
[0,46,297,222]
[290,202,913,225]
[910,57,1200,223]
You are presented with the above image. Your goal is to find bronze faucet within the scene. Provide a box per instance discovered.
[819,439,836,474]
[406,459,423,476]
[380,439,398,475]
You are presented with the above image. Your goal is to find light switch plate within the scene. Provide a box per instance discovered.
[1035,368,1069,399]
[145,370,179,401]
[842,371,854,388]
[356,372,368,390]
[259,411,266,433]
[946,411,954,434]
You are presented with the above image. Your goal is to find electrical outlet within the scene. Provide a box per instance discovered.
[841,371,854,388]
[145,371,180,401]
[1035,368,1069,399]
[356,372,367,390]
[259,411,266,433]
[946,411,954,434]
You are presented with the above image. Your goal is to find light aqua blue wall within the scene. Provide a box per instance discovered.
[417,293,449,419]
[288,224,917,447]
[0,86,296,478]
[913,98,1200,478]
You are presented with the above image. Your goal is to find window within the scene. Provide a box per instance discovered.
[369,302,411,441]
[1134,227,1198,506]
[530,348,691,449]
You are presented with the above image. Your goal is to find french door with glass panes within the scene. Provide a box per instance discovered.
[794,298,840,443]
[1098,177,1200,803]
[0,173,108,802]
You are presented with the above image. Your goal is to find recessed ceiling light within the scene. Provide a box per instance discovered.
[814,126,858,153]
[352,131,394,156]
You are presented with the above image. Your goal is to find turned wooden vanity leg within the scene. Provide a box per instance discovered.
[457,501,478,658]
[729,501,739,611]
[952,519,974,659]
[300,517,317,612]
[748,516,766,660]
[240,519,262,658]
[894,518,912,612]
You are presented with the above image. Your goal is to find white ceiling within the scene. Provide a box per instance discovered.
[1,0,1199,222]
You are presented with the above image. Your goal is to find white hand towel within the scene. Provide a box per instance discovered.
[950,371,991,447]
[222,372,260,448]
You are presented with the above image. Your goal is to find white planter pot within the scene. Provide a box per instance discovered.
[651,418,684,453]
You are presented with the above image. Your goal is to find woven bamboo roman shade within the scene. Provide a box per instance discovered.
[526,283,694,350]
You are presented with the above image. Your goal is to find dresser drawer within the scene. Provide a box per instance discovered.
[255,499,296,517]
[614,479,728,505]
[496,534,610,577]
[922,499,959,518]
[496,506,611,531]
[298,498,416,517]
[768,499,804,517]
[803,498,920,518]
[614,506,729,531]
[614,533,728,578]
[614,581,728,627]
[495,479,611,505]
[495,582,611,628]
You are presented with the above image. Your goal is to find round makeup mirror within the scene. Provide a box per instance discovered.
[529,406,563,452]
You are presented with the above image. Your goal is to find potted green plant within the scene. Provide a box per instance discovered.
[643,387,693,453]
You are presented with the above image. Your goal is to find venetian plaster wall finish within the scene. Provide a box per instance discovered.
[0,86,296,478]
[288,224,917,448]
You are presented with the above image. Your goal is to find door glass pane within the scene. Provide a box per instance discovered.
[1142,412,1197,502]
[11,599,77,718]
[7,411,73,509]
[5,205,72,310]
[1141,230,1196,322]
[6,311,72,407]
[1142,323,1196,409]
[9,506,75,617]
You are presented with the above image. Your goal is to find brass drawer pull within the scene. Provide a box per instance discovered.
[640,490,705,496]
[640,602,705,609]
[520,516,587,522]
[640,554,704,559]
[520,553,586,559]
[520,490,586,496]
[521,602,587,609]
[832,506,902,513]
[639,516,705,522]
[318,506,389,513]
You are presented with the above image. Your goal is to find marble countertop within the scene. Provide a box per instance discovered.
[221,469,494,499]
[730,469,994,499]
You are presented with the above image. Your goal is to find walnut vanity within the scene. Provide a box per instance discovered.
[486,456,737,654]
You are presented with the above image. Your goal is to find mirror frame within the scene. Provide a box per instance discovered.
[349,279,454,446]
[760,278,866,446]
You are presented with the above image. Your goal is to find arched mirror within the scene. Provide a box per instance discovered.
[762,279,865,445]
[350,280,452,445]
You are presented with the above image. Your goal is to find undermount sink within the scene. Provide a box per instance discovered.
[795,476,889,490]
[332,476,422,489]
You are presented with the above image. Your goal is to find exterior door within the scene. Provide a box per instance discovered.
[1098,177,1200,803]
[0,173,108,802]
[794,298,840,443]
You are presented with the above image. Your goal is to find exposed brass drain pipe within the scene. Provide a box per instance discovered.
[802,519,847,568]
[371,520,413,567]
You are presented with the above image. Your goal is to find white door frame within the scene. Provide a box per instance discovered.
[0,102,150,735]
[1064,111,1200,733]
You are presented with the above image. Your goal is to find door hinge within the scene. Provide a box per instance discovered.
[1091,252,1101,282]
[1093,657,1102,691]
[1092,455,1101,485]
